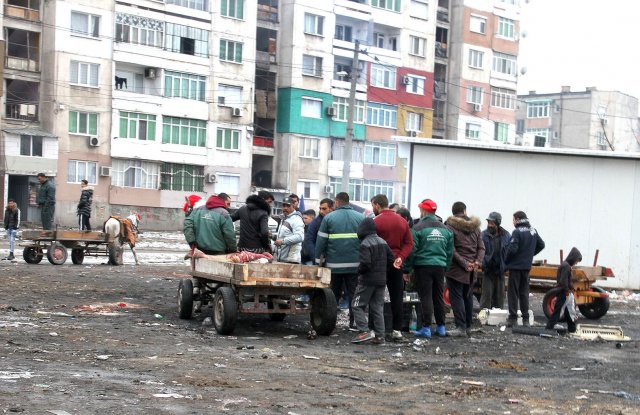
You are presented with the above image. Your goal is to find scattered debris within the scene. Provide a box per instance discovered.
[307,330,317,340]
[49,332,58,337]
[154,314,164,320]
[153,393,185,398]
[283,335,298,339]
[570,367,586,371]
[461,380,485,387]
[488,359,527,373]
[202,317,213,326]
[435,347,441,355]
[570,324,630,342]
[575,395,589,400]
[0,371,35,380]
[303,355,320,360]
[95,355,111,361]
[47,411,73,415]
[506,399,521,404]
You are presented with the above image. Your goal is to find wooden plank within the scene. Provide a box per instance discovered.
[21,230,54,241]
[246,262,322,280]
[54,230,110,242]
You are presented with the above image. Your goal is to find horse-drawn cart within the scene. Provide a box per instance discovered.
[178,255,337,335]
[20,230,119,265]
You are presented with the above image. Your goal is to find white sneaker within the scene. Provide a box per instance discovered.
[391,330,403,340]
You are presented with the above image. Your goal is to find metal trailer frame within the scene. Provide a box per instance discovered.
[20,229,122,265]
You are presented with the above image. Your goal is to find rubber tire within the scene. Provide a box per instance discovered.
[23,247,43,264]
[178,279,194,320]
[578,286,610,320]
[542,287,567,322]
[108,243,123,266]
[213,286,238,335]
[310,288,338,336]
[268,300,287,322]
[71,248,85,265]
[46,242,68,265]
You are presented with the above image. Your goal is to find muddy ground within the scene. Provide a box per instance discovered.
[1,236,639,414]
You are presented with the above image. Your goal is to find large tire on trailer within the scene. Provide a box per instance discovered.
[542,287,567,322]
[23,247,43,264]
[310,288,338,335]
[108,242,123,265]
[578,286,610,320]
[213,286,237,335]
[177,279,194,320]
[71,248,85,265]
[46,242,68,265]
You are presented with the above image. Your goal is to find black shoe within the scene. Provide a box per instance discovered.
[8,253,15,260]
[506,318,517,328]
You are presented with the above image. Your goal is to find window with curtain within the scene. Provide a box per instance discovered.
[217,84,242,106]
[67,160,97,184]
[112,159,160,189]
[162,116,206,147]
[216,128,240,150]
[164,71,206,101]
[119,111,156,140]
[301,97,322,118]
[68,111,98,136]
[71,11,100,37]
[221,0,243,19]
[160,163,204,192]
[220,39,243,63]
[70,61,99,87]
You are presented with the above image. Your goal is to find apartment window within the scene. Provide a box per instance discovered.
[297,181,319,200]
[366,102,397,128]
[494,122,509,142]
[161,163,204,192]
[332,97,365,123]
[526,128,549,139]
[68,111,98,136]
[371,0,401,12]
[216,128,241,151]
[119,112,156,140]
[466,86,483,105]
[516,120,524,134]
[527,102,550,118]
[217,84,242,106]
[410,0,429,19]
[221,0,243,19]
[115,70,144,93]
[70,61,99,87]
[302,55,323,77]
[362,180,394,202]
[409,36,426,57]
[299,137,320,158]
[112,159,160,189]
[166,0,208,11]
[19,135,43,157]
[405,75,425,95]
[68,160,97,184]
[534,136,546,147]
[465,123,481,139]
[304,13,324,36]
[166,23,208,57]
[301,97,322,118]
[497,17,515,39]
[491,87,516,109]
[596,131,606,146]
[468,49,484,69]
[71,11,100,38]
[115,13,163,48]
[370,64,397,89]
[331,140,364,162]
[335,24,353,42]
[374,33,385,48]
[216,173,240,195]
[492,52,517,76]
[470,15,486,34]
[365,142,396,166]
[220,39,243,63]
[406,112,423,132]
[164,71,206,101]
[162,117,206,147]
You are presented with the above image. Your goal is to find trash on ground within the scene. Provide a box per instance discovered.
[95,355,111,360]
[283,335,298,339]
[49,332,58,337]
[569,324,630,342]
[478,308,534,326]
[488,359,527,373]
[202,317,213,326]
[570,367,586,371]
[303,355,320,360]
[461,380,485,386]
[153,393,185,398]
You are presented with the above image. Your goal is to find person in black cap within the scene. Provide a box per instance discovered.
[479,212,510,309]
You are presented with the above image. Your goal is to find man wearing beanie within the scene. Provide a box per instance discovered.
[479,212,510,309]
[504,211,545,327]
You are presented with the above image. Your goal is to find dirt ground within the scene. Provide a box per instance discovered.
[1,236,639,414]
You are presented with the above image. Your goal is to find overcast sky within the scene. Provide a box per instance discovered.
[517,0,640,101]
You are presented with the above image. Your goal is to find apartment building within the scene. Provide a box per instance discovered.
[516,87,640,152]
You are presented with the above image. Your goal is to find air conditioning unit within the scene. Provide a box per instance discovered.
[408,130,418,137]
[326,106,336,117]
[206,173,217,183]
[472,103,482,112]
[99,166,112,177]
[323,185,334,194]
[89,136,100,147]
[231,107,242,117]
[144,68,157,79]
[401,75,411,85]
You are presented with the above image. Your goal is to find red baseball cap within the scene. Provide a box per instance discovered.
[418,199,437,213]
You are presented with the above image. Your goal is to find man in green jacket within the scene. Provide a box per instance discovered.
[36,173,56,230]
[405,199,453,338]
[315,192,364,329]
[184,195,237,255]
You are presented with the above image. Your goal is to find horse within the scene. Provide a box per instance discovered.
[104,213,140,265]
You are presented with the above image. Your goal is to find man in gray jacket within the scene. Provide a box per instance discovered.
[274,197,305,263]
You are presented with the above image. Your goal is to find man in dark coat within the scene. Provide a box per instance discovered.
[77,180,94,231]
[545,247,581,333]
[231,190,274,253]
[445,201,485,337]
[479,212,510,309]
[303,198,334,265]
[36,173,55,230]
[504,210,545,326]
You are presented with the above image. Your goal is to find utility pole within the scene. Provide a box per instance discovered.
[341,40,360,194]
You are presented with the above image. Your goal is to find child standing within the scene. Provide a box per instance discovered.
[351,217,395,344]
[3,199,21,260]
[545,247,582,333]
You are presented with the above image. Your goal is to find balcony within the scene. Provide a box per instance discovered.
[4,79,39,121]
[435,42,448,59]
[253,135,274,148]
[5,103,38,121]
[6,56,38,71]
[257,2,278,23]
[4,1,40,22]
[434,81,446,98]
[5,28,40,72]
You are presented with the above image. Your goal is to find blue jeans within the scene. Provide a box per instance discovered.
[7,229,17,254]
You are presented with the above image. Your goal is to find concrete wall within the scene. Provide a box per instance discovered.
[404,140,640,289]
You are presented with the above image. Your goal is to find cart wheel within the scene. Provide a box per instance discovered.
[213,286,237,335]
[542,287,565,321]
[46,242,68,265]
[23,247,43,264]
[310,288,338,336]
[578,286,610,320]
[268,300,287,322]
[108,243,123,265]
[71,248,85,265]
[178,279,194,320]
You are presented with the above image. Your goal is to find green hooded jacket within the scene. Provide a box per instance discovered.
[405,214,454,269]
[184,206,237,253]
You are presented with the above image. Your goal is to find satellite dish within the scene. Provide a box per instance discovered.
[520,67,528,75]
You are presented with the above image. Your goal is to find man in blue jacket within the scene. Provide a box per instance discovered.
[504,210,545,326]
[480,212,510,310]
[303,198,334,265]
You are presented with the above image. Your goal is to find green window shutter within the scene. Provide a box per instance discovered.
[162,124,170,144]
[89,113,98,135]
[148,120,156,141]
[119,117,128,138]
[395,0,401,12]
[198,127,206,147]
[189,127,197,146]
[164,75,172,97]
[180,126,189,145]
[69,111,78,133]
[221,0,228,16]
[238,0,244,19]
[172,125,180,144]
[220,40,227,60]
[232,131,239,149]
[235,43,242,62]
[216,129,223,148]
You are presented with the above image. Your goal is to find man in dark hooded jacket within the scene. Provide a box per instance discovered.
[545,247,581,333]
[231,190,274,253]
[77,180,93,230]
[480,212,510,309]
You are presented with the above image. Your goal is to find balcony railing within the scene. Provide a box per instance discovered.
[257,4,278,23]
[437,9,449,23]
[435,42,448,58]
[253,135,274,148]
[434,81,446,98]
[5,103,38,121]
[6,56,39,72]
[256,51,276,69]
[4,4,39,21]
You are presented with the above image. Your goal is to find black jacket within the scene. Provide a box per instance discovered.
[503,219,545,271]
[231,195,271,251]
[557,247,582,292]
[357,218,394,286]
[77,186,94,217]
[481,227,511,275]
[4,207,20,230]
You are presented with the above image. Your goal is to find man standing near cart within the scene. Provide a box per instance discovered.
[37,173,55,230]
[273,197,305,263]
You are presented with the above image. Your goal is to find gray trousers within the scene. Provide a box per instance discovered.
[480,272,505,310]
[352,283,385,338]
